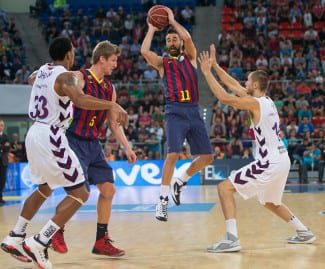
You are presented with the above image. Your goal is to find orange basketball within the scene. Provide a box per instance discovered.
[148,5,169,30]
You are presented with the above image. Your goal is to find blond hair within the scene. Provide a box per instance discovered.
[92,41,121,64]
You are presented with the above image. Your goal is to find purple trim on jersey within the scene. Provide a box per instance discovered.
[52,148,65,158]
[63,169,78,182]
[251,164,264,174]
[50,136,61,148]
[245,168,256,179]
[233,159,270,185]
[57,156,72,169]
[59,99,71,110]
[234,171,248,185]
[259,147,268,158]
[257,160,270,169]
[255,127,262,135]
[256,137,266,147]
[50,126,59,135]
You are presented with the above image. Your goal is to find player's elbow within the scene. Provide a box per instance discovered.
[140,48,149,57]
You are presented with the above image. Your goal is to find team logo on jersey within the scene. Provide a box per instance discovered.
[103,82,108,89]
[88,75,93,83]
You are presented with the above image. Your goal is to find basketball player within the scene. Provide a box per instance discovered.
[141,7,213,221]
[50,40,136,256]
[0,37,128,268]
[198,46,315,253]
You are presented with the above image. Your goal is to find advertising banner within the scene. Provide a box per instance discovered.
[5,160,201,190]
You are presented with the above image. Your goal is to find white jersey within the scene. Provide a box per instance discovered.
[228,96,290,205]
[28,64,73,129]
[252,96,287,163]
[25,64,85,189]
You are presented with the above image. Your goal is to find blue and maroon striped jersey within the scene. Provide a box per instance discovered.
[162,54,199,105]
[68,69,113,140]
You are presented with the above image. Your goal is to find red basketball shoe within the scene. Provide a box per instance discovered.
[92,234,125,257]
[51,228,68,254]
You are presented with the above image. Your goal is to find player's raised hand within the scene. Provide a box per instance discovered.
[198,51,213,75]
[164,7,175,25]
[125,148,137,164]
[108,102,128,128]
[147,18,160,32]
[210,44,217,66]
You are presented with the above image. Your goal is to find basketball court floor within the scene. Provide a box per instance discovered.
[1,184,324,269]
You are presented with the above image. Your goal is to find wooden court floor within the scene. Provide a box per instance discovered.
[0,185,324,269]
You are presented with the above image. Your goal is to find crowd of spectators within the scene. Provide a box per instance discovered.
[220,0,324,82]
[212,0,324,182]
[0,11,29,84]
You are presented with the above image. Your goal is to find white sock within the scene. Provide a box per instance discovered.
[13,216,30,235]
[160,185,170,198]
[179,171,190,183]
[289,216,308,231]
[226,219,238,237]
[38,219,60,245]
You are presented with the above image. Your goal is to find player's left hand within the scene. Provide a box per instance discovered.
[164,7,175,25]
[125,148,137,164]
[198,51,213,75]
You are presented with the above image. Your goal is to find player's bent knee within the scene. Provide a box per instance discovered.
[98,183,115,199]
[67,184,90,204]
[37,184,53,199]
[166,153,180,162]
[217,179,234,194]
[204,154,214,164]
[264,202,281,209]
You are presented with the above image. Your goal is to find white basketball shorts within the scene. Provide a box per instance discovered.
[229,153,291,205]
[25,122,85,189]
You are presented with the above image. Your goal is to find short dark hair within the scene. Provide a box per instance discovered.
[251,70,268,92]
[49,36,72,61]
[166,27,178,35]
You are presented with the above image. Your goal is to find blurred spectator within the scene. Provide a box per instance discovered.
[181,5,194,24]
[10,133,25,162]
[13,65,30,84]
[298,117,314,136]
[0,119,10,204]
[301,143,324,183]
[214,146,225,160]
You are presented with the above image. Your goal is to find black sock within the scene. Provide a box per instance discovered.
[96,223,108,240]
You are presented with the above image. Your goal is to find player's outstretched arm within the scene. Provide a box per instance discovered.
[165,7,196,62]
[141,22,163,72]
[55,72,128,127]
[199,50,259,113]
[210,44,247,97]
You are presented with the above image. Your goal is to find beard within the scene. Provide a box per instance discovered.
[168,46,181,57]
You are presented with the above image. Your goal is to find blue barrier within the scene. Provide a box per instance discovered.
[5,160,200,190]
